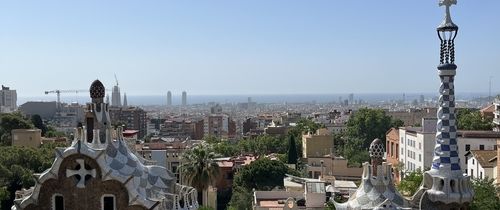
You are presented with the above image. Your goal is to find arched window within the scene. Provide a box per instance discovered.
[52,194,64,210]
[102,194,116,210]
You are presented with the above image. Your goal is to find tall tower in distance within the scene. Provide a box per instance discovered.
[123,93,128,107]
[182,91,187,106]
[167,91,172,106]
[111,75,122,107]
[421,1,473,209]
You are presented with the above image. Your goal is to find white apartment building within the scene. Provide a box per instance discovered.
[0,85,17,113]
[398,118,437,174]
[399,118,500,175]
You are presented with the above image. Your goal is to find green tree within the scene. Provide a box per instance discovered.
[457,109,493,131]
[179,144,220,204]
[0,187,8,210]
[30,114,47,136]
[229,158,300,210]
[227,186,253,210]
[0,113,33,145]
[212,141,238,157]
[0,143,61,209]
[287,135,298,165]
[233,158,299,191]
[470,178,500,210]
[287,118,321,137]
[397,168,423,196]
[346,108,393,148]
[342,137,370,167]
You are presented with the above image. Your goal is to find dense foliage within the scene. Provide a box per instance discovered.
[287,118,322,137]
[0,143,64,209]
[457,109,493,131]
[397,168,423,196]
[228,158,300,209]
[470,178,500,210]
[341,108,401,166]
[0,112,33,146]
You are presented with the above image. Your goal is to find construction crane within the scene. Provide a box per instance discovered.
[44,89,88,110]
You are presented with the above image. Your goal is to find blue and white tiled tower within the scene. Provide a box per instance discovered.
[421,1,473,209]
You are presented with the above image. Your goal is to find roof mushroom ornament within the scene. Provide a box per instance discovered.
[369,138,384,176]
[90,79,105,101]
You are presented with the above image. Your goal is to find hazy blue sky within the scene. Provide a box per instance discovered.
[1,1,499,97]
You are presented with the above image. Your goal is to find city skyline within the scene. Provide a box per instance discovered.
[1,1,500,96]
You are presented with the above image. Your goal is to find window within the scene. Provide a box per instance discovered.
[472,159,475,165]
[401,137,403,144]
[419,154,421,162]
[419,143,421,150]
[480,172,483,179]
[102,195,116,210]
[52,194,64,210]
[465,144,470,151]
[396,144,399,159]
[470,169,474,178]
[480,145,484,150]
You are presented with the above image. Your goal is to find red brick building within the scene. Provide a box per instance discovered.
[386,127,400,182]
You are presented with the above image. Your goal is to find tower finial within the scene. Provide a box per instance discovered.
[438,0,458,31]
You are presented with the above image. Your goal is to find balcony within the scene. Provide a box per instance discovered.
[494,117,500,125]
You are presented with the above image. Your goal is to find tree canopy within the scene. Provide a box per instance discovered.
[0,143,64,209]
[341,108,401,166]
[457,109,493,131]
[229,158,300,210]
[0,112,33,146]
[470,178,500,210]
[397,168,423,196]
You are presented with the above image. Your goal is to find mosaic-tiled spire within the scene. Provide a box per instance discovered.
[421,1,473,208]
[431,0,460,175]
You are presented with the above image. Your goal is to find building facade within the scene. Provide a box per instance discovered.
[0,85,17,113]
[494,96,500,132]
[385,127,400,181]
[301,128,334,158]
[11,129,42,148]
[109,106,147,138]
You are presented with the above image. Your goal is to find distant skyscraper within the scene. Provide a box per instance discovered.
[0,85,17,113]
[106,95,110,104]
[348,93,354,105]
[419,94,425,104]
[167,91,172,106]
[123,93,128,107]
[111,85,122,107]
[182,91,187,106]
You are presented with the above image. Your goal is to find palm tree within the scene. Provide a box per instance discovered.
[180,143,220,205]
